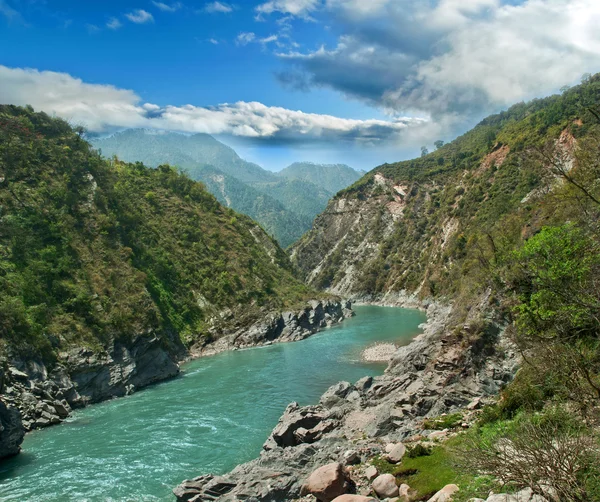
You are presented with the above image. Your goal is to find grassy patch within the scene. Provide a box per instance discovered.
[370,436,495,501]
[423,412,463,430]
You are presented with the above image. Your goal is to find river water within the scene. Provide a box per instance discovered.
[0,305,425,501]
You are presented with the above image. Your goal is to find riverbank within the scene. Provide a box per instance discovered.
[174,299,520,501]
[0,299,353,458]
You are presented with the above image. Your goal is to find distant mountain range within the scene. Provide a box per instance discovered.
[91,130,364,247]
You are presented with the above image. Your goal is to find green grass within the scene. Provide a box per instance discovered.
[370,436,496,501]
[423,413,464,430]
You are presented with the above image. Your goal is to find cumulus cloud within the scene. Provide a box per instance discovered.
[277,0,600,135]
[0,66,426,145]
[125,9,154,23]
[152,1,183,12]
[203,1,233,13]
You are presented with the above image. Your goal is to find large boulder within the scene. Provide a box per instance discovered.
[301,462,351,502]
[372,473,399,498]
[0,401,24,459]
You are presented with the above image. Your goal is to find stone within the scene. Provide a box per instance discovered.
[364,465,378,481]
[53,400,71,419]
[320,382,354,408]
[428,484,459,502]
[399,483,410,499]
[0,401,24,459]
[264,402,326,450]
[428,430,449,440]
[301,462,351,502]
[331,496,376,502]
[386,443,406,464]
[342,450,360,465]
[372,473,399,498]
[8,367,28,381]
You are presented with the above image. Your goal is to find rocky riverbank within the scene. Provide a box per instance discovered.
[0,299,352,460]
[174,300,521,501]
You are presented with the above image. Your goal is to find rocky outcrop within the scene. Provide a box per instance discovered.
[174,301,520,501]
[0,394,24,459]
[191,300,354,358]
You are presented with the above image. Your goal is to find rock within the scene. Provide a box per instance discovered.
[428,484,459,502]
[264,402,326,450]
[355,376,373,392]
[364,465,378,481]
[372,473,399,498]
[295,420,337,444]
[428,430,449,440]
[53,400,71,419]
[8,367,28,381]
[386,443,406,464]
[331,496,376,502]
[0,401,24,459]
[342,450,360,465]
[320,382,354,408]
[301,462,351,502]
[399,483,410,499]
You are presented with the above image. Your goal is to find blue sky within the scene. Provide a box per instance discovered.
[1,0,600,171]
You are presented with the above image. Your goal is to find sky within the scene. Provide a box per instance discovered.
[1,0,600,171]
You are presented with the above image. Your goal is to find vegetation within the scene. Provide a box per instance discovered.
[0,105,314,362]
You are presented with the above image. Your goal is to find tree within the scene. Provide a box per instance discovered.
[434,140,444,150]
[420,146,429,157]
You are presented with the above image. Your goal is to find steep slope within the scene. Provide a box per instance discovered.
[277,162,364,194]
[292,77,600,303]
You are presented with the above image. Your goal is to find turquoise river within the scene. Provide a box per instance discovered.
[0,305,426,501]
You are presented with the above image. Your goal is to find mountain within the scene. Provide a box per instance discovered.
[277,162,364,194]
[91,130,361,248]
[0,105,313,367]
[192,165,313,248]
[92,129,276,184]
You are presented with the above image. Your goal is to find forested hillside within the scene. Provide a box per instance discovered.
[277,162,363,194]
[0,105,312,363]
[291,75,600,499]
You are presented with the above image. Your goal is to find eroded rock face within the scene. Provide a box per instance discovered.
[0,400,24,459]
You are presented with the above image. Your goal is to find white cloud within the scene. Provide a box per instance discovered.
[125,9,154,23]
[236,32,256,45]
[208,38,219,45]
[106,17,122,30]
[152,1,183,12]
[0,65,426,145]
[203,1,233,13]
[256,0,319,17]
[86,24,100,34]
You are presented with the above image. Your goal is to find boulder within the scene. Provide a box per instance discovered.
[428,484,459,502]
[372,473,399,498]
[364,465,378,481]
[331,496,376,502]
[386,443,406,464]
[399,483,411,499]
[301,462,351,502]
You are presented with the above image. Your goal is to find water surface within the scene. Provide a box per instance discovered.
[0,305,425,501]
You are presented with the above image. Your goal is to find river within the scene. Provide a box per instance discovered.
[0,305,425,501]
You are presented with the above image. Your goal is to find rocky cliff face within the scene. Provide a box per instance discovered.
[174,301,520,501]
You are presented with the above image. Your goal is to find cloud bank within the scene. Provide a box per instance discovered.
[274,0,600,132]
[0,66,426,145]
